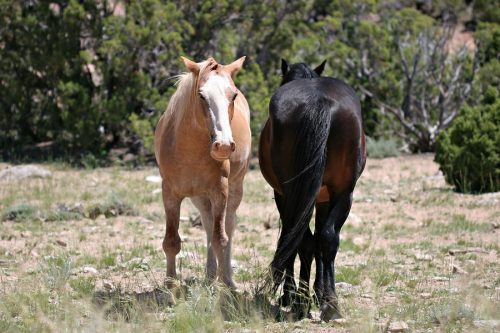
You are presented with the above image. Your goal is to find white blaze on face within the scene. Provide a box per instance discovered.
[199,74,233,145]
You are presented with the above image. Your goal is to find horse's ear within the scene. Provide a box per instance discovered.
[281,59,289,75]
[181,56,200,75]
[226,56,246,78]
[314,60,327,76]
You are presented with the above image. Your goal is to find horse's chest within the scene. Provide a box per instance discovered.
[162,161,219,196]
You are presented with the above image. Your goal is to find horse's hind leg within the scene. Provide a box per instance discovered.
[161,182,183,287]
[275,191,298,307]
[316,191,353,322]
[294,227,314,318]
[190,196,217,282]
[313,201,329,305]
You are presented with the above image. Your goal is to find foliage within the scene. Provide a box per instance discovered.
[366,137,400,159]
[435,87,499,193]
[0,0,496,161]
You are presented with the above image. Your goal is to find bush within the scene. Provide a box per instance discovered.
[366,137,400,159]
[435,87,499,193]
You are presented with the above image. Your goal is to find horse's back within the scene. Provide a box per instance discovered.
[265,77,366,199]
[270,78,361,122]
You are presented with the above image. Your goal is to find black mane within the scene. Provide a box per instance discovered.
[280,59,326,85]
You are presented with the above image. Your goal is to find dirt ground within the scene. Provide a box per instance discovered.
[0,154,498,332]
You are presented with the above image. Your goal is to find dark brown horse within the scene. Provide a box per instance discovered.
[259,60,366,321]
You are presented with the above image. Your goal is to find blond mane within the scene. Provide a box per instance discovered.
[162,60,213,131]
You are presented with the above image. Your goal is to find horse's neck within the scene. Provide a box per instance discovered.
[173,99,210,147]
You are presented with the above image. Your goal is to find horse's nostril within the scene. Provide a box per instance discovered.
[214,142,220,150]
[230,142,236,152]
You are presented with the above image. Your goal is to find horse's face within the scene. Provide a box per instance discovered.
[182,56,245,161]
[280,59,327,85]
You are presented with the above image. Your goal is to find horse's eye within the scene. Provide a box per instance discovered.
[232,93,238,102]
[198,92,205,100]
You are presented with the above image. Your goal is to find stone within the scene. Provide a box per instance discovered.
[0,165,52,181]
[146,175,162,183]
[388,321,409,332]
[415,253,433,261]
[432,276,450,282]
[55,240,67,247]
[451,264,468,275]
[473,320,500,330]
[419,292,432,299]
[82,266,98,275]
[103,280,115,291]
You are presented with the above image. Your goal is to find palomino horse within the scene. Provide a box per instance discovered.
[259,60,366,320]
[154,56,251,288]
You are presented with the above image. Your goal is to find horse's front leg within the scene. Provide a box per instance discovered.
[161,182,183,287]
[219,174,247,289]
[210,176,233,287]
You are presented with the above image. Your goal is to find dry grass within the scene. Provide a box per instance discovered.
[0,154,498,332]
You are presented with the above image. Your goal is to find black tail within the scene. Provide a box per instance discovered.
[271,97,337,286]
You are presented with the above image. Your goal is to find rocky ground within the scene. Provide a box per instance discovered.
[0,154,498,332]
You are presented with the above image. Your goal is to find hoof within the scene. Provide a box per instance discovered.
[319,302,341,322]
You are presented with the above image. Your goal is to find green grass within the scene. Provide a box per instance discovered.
[1,203,38,221]
[427,214,491,235]
[336,266,364,285]
[340,237,364,253]
[368,261,399,288]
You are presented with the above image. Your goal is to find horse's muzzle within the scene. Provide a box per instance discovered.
[210,140,236,161]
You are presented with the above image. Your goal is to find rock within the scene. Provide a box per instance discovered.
[473,320,500,330]
[20,231,32,238]
[451,264,468,275]
[190,214,202,227]
[263,220,272,230]
[415,253,433,261]
[477,192,500,207]
[419,292,432,299]
[449,247,489,255]
[388,321,409,332]
[152,188,162,195]
[333,318,347,325]
[55,240,67,247]
[146,175,162,183]
[103,280,114,291]
[0,165,52,181]
[432,276,450,282]
[82,226,98,234]
[137,217,153,224]
[82,266,98,275]
[336,282,353,289]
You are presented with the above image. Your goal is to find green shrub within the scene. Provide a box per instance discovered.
[366,137,400,159]
[435,87,499,193]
